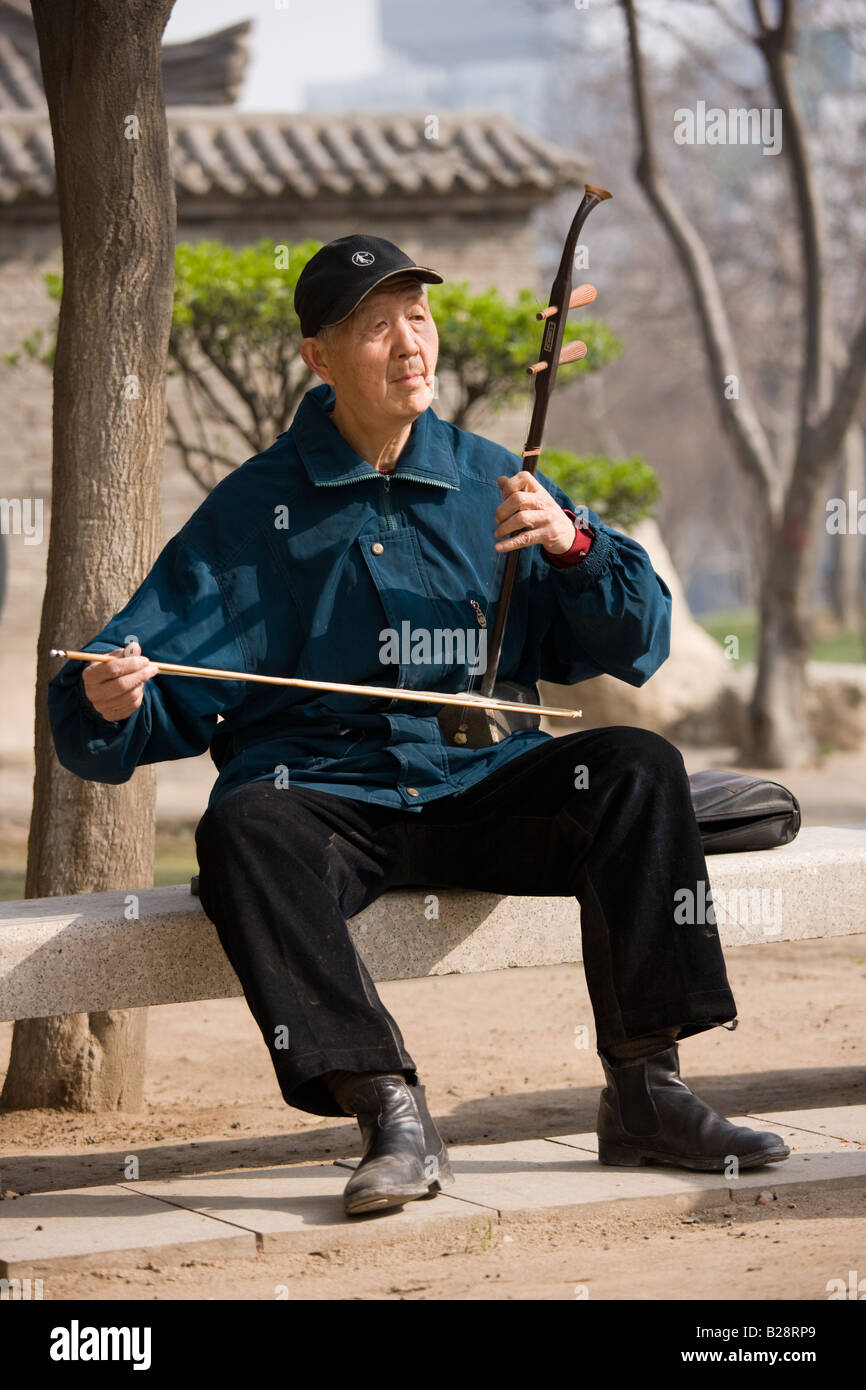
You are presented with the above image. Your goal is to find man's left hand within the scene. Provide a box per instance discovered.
[493,472,576,555]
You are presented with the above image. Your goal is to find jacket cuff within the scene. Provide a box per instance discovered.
[544,519,613,587]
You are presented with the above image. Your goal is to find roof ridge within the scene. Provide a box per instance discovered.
[0,107,585,209]
[0,9,252,111]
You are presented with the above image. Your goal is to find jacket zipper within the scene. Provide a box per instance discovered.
[395,473,459,491]
[315,472,402,532]
[317,475,378,487]
[381,473,398,532]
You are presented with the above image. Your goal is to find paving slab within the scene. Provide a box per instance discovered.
[0,1183,256,1277]
[443,1138,727,1214]
[4,1109,865,1276]
[548,1112,866,1198]
[130,1143,733,1239]
[129,1161,500,1253]
[743,1106,866,1147]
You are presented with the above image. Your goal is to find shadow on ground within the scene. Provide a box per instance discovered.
[2,1064,862,1196]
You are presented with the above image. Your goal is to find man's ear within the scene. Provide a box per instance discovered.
[300,336,336,386]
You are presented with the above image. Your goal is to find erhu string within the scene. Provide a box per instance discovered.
[451,319,538,716]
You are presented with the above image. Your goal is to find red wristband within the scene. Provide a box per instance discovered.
[543,510,593,567]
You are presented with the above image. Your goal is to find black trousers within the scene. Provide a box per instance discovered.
[195,727,736,1117]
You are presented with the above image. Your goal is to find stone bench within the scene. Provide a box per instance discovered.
[0,826,864,1022]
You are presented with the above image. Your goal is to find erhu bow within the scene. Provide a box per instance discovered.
[437,182,612,749]
[48,649,584,723]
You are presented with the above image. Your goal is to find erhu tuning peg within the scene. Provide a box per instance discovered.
[526,340,587,376]
[536,283,597,321]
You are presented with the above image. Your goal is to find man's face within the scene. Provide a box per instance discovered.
[302,277,439,425]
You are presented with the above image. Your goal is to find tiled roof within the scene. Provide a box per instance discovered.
[0,1,45,113]
[0,108,585,212]
[0,2,251,112]
[162,22,251,109]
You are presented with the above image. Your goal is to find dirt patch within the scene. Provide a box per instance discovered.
[21,1185,861,1302]
[1,936,864,1299]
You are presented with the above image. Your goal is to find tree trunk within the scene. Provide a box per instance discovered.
[1,0,176,1113]
[861,483,866,658]
[826,424,864,631]
[748,492,822,768]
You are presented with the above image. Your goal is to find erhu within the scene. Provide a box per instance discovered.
[437,182,612,749]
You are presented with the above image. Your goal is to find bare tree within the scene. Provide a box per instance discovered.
[620,0,866,765]
[1,0,176,1111]
[826,419,865,630]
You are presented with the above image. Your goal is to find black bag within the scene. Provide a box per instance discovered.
[688,769,801,854]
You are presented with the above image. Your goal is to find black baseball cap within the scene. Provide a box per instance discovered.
[294,234,444,338]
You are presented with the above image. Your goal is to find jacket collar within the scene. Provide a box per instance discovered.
[292,384,460,490]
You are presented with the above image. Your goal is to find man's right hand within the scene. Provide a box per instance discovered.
[81,641,160,721]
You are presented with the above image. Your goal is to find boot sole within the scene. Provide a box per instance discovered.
[597,1139,791,1170]
[344,1179,443,1217]
[342,1146,454,1216]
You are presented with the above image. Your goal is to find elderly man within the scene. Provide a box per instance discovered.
[49,234,788,1216]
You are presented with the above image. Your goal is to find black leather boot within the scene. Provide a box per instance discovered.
[339,1076,454,1216]
[597,1045,790,1171]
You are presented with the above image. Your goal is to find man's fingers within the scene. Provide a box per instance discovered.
[85,653,153,685]
[495,489,541,523]
[493,471,573,552]
[495,529,539,552]
[495,511,548,540]
[103,663,160,694]
[498,471,539,497]
[78,642,158,721]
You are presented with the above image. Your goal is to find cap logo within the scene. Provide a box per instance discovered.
[352,250,375,266]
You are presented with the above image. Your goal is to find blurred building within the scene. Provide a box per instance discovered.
[303,0,572,137]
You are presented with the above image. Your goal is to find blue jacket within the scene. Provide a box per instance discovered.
[49,383,672,810]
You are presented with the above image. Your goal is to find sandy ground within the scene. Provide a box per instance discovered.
[1,933,864,1301]
[7,1188,863,1304]
[1,637,865,1298]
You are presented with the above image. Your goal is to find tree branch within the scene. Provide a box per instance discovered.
[751,0,830,443]
[620,0,782,517]
[166,400,217,494]
[804,296,866,464]
[197,333,265,445]
[171,340,255,449]
[642,7,756,101]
